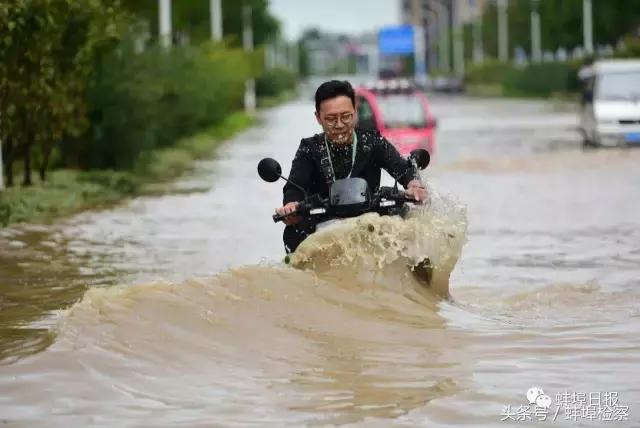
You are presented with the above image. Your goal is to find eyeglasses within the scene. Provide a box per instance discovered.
[324,113,354,128]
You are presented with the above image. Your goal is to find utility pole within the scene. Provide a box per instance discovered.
[498,0,509,62]
[410,0,427,84]
[210,0,223,41]
[159,0,172,48]
[272,38,282,68]
[452,0,465,77]
[283,43,290,71]
[265,42,274,70]
[431,0,450,74]
[531,0,541,62]
[473,9,484,63]
[424,9,440,71]
[583,0,594,55]
[243,4,256,115]
[470,0,484,64]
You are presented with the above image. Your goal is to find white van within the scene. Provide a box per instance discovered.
[579,59,640,147]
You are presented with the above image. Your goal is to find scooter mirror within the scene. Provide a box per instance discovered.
[257,158,282,182]
[409,149,430,170]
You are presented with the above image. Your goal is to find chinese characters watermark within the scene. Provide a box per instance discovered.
[500,387,630,423]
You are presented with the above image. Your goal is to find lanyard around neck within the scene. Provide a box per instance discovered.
[324,132,357,179]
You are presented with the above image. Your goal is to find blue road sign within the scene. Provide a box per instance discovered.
[378,25,415,55]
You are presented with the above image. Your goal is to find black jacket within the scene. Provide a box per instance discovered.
[283,128,419,205]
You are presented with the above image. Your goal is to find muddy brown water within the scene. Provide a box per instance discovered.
[1,96,639,427]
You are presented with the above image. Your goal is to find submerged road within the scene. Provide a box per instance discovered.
[1,95,639,426]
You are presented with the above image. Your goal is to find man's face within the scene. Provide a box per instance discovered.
[315,95,356,144]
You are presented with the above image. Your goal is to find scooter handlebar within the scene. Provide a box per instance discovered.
[271,190,422,223]
[272,201,313,223]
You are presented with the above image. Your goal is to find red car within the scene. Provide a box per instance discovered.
[355,80,437,157]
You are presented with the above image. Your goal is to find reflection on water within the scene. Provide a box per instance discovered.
[0,226,94,363]
[1,96,639,426]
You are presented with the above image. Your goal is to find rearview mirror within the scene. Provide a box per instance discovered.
[409,149,430,170]
[257,158,282,182]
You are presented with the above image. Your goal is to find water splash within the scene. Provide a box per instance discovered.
[290,182,468,297]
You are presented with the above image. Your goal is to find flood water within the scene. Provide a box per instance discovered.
[1,95,639,427]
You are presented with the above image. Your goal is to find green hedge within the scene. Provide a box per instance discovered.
[615,36,640,58]
[466,60,581,97]
[85,42,251,170]
[465,59,513,85]
[503,62,581,96]
[255,67,297,98]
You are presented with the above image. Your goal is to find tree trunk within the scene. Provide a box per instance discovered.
[40,141,55,182]
[60,135,69,168]
[4,136,14,187]
[39,157,47,182]
[23,137,32,186]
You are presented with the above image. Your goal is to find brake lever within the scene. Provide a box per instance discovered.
[272,196,328,223]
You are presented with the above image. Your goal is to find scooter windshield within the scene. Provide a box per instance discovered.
[329,178,370,207]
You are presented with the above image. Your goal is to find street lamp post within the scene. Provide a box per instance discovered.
[424,9,440,72]
[265,42,274,70]
[473,11,484,63]
[159,0,172,48]
[409,0,427,84]
[531,0,541,62]
[243,4,256,115]
[452,0,465,77]
[211,0,223,41]
[583,0,594,55]
[430,0,450,74]
[498,0,509,62]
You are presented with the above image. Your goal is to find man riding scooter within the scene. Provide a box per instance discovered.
[275,80,428,253]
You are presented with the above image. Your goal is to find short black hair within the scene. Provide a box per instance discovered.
[315,80,356,112]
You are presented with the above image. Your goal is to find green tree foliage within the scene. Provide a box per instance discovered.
[477,0,640,59]
[1,0,290,191]
[465,59,513,85]
[616,35,640,58]
[502,62,581,96]
[297,40,311,78]
[85,41,250,170]
[255,67,297,98]
[462,0,639,96]
[0,0,128,186]
[466,60,582,96]
[122,0,280,47]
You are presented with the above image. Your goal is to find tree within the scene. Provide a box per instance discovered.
[478,0,640,59]
[121,0,280,47]
[0,0,127,185]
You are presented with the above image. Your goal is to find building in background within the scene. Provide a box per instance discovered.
[302,31,379,77]
[399,0,484,73]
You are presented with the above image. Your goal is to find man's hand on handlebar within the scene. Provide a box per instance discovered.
[276,202,302,225]
[406,179,428,203]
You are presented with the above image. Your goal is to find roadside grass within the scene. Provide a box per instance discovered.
[0,112,256,228]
